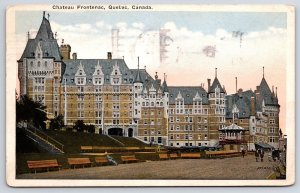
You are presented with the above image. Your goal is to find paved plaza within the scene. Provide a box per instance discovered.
[17,155,280,180]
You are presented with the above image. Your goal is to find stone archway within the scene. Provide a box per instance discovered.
[108,128,123,136]
[128,128,133,137]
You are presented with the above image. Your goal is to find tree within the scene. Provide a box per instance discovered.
[16,95,48,129]
[50,114,64,130]
[73,120,86,132]
[86,125,95,133]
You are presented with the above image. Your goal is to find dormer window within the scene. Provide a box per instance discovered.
[38,53,41,58]
[113,78,120,84]
[76,77,85,85]
[110,63,122,85]
[37,61,41,67]
[75,62,86,85]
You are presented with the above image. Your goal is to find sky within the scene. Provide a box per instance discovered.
[15,10,287,131]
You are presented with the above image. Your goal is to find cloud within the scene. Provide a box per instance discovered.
[132,22,144,29]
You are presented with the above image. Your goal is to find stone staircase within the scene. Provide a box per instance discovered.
[19,124,64,154]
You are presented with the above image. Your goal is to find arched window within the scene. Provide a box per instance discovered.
[37,61,41,67]
[44,61,47,67]
[30,61,33,67]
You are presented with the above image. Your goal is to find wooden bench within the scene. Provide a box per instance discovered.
[169,153,180,159]
[95,157,109,166]
[121,155,139,164]
[68,158,92,169]
[159,153,169,160]
[27,159,61,173]
[205,150,240,159]
[181,153,201,159]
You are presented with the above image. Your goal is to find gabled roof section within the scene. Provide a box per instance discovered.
[133,65,143,83]
[18,12,62,62]
[257,77,279,106]
[161,74,169,93]
[225,90,255,119]
[63,59,133,85]
[36,13,55,40]
[208,77,225,93]
[168,86,209,105]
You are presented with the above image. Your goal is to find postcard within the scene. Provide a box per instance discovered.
[6,4,295,187]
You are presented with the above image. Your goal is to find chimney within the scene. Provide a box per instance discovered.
[207,79,211,91]
[107,52,112,60]
[250,96,255,116]
[72,53,77,60]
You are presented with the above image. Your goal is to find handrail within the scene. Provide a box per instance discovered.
[26,126,64,152]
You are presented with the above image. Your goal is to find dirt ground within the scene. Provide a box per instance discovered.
[17,154,280,180]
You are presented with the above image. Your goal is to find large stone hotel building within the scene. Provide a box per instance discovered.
[17,13,281,150]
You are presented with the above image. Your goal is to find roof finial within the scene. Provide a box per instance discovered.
[144,65,146,71]
[215,68,217,78]
[61,39,64,45]
[43,11,45,18]
[27,31,30,39]
[276,87,278,98]
[263,66,265,78]
[155,72,158,80]
[163,73,166,81]
[137,56,139,69]
[47,13,50,20]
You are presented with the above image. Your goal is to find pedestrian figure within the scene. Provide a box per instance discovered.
[241,149,245,158]
[268,150,272,162]
[260,149,264,162]
[255,149,259,162]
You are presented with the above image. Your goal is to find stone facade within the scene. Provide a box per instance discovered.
[17,13,280,149]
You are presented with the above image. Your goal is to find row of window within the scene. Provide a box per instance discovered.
[169,134,208,140]
[169,124,208,131]
[143,136,162,144]
[143,130,162,135]
[170,117,210,123]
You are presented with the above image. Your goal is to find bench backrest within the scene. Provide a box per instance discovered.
[121,155,137,160]
[95,157,109,163]
[159,154,169,159]
[181,153,201,158]
[68,158,91,165]
[170,153,179,158]
[27,160,59,169]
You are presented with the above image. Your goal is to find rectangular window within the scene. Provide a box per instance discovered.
[269,136,275,143]
[269,119,275,124]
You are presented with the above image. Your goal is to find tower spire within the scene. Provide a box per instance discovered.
[215,68,217,78]
[235,77,237,93]
[43,11,45,18]
[263,66,265,78]
[134,56,143,83]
